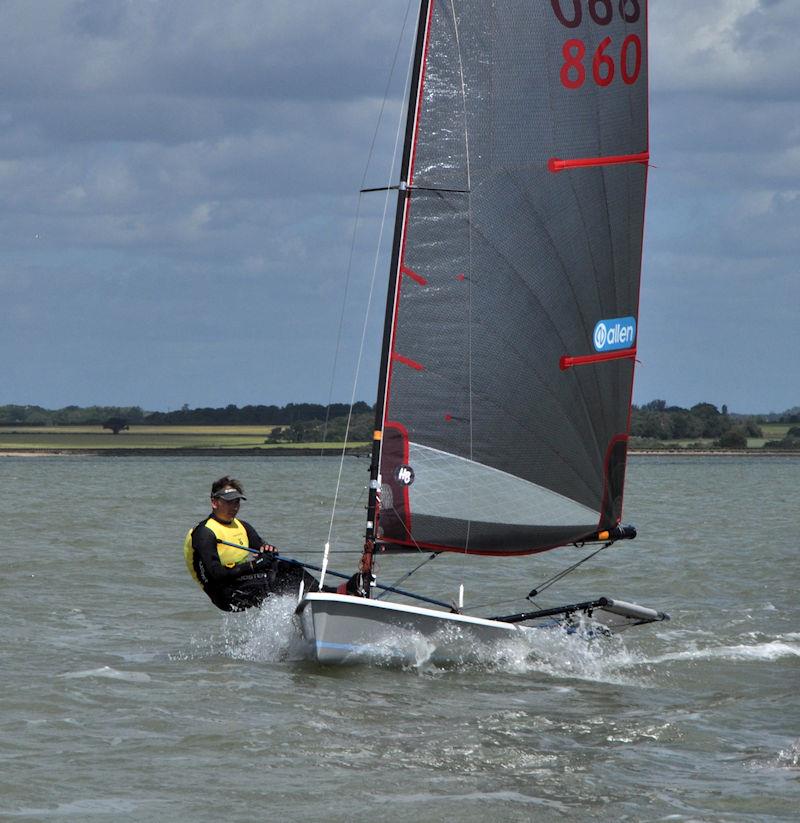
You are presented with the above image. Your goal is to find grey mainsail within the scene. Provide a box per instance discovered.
[371,0,649,556]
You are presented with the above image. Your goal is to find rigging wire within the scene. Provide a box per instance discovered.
[324,0,418,556]
[283,549,366,555]
[526,542,614,599]
[464,542,615,613]
[448,0,476,585]
[320,0,415,448]
[371,501,432,596]
[375,551,441,601]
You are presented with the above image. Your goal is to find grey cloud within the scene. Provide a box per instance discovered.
[4,0,410,101]
[651,0,799,95]
[1,0,798,412]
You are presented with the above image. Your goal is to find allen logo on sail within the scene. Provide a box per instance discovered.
[593,317,636,352]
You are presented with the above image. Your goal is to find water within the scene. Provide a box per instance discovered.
[1,454,798,822]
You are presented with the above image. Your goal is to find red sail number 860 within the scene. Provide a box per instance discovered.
[560,35,641,89]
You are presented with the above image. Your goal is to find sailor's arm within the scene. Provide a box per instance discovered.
[239,519,342,591]
[242,521,278,554]
[191,524,259,583]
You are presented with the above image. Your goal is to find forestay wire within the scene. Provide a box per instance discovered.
[363,2,477,601]
[527,542,614,599]
[375,552,441,601]
[467,543,615,613]
[449,0,476,588]
[322,0,419,568]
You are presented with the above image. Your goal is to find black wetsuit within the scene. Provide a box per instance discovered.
[186,514,320,612]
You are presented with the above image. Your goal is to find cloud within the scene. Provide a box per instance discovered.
[2,0,408,101]
[646,2,800,259]
[0,0,797,412]
[650,0,799,96]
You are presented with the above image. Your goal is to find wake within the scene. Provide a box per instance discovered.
[218,601,648,684]
[188,600,799,688]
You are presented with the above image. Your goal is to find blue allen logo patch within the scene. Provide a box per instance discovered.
[593,317,636,352]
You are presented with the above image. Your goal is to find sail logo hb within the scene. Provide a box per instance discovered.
[394,465,415,486]
[593,316,636,352]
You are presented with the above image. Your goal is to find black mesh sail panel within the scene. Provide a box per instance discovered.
[377,0,649,555]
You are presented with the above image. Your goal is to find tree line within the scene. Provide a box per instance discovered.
[0,402,373,427]
[2,400,798,449]
[631,400,800,449]
[265,412,374,444]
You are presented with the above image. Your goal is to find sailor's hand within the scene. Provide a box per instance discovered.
[259,543,279,554]
[249,553,275,573]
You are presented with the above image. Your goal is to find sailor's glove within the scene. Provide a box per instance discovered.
[249,553,276,574]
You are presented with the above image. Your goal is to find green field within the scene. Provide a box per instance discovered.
[633,422,793,451]
[0,425,367,452]
[758,422,792,439]
[739,423,789,449]
[1,422,794,454]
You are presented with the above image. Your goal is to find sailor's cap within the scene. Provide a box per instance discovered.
[212,487,247,501]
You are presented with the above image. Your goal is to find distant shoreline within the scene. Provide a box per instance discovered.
[0,447,370,457]
[1,448,796,458]
[630,450,798,457]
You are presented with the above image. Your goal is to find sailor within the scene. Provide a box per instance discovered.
[184,476,360,611]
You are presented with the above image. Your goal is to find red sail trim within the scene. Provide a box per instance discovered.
[622,0,651,445]
[401,266,427,286]
[598,434,629,530]
[381,0,435,421]
[560,348,637,371]
[548,151,649,173]
[392,353,425,371]
[364,0,434,564]
[406,2,435,189]
[380,422,413,539]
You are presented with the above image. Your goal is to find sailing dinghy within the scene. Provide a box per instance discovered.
[297,0,668,664]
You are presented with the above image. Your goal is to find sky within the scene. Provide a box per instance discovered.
[1,0,797,415]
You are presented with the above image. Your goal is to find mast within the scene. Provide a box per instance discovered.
[362,0,433,578]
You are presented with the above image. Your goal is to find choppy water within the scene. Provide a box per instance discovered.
[1,454,798,822]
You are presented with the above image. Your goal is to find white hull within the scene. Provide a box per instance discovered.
[296,592,549,665]
[295,592,667,665]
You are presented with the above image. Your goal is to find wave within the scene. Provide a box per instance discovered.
[644,640,800,665]
[222,595,309,662]
[59,665,152,682]
[775,741,800,769]
[217,603,647,684]
[188,598,798,686]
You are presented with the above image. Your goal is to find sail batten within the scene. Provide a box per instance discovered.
[549,151,650,172]
[561,348,637,370]
[374,0,649,556]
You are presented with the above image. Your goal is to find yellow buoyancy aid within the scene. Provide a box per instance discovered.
[183,516,252,585]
